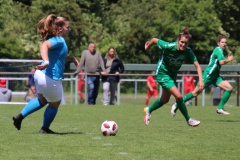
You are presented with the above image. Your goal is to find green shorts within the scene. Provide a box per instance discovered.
[155,73,177,90]
[197,74,224,88]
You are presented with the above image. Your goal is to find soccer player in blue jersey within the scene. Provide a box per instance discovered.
[171,35,234,116]
[12,14,79,134]
[143,27,204,127]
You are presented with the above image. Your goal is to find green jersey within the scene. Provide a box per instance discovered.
[155,39,197,76]
[203,46,227,77]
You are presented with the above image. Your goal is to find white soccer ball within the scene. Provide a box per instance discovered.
[100,120,118,136]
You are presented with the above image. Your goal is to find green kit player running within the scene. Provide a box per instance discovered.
[171,35,234,116]
[143,27,204,127]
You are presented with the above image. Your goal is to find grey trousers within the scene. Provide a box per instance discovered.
[102,81,118,105]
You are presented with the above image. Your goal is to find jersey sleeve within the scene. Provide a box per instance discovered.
[187,47,198,63]
[156,39,168,50]
[213,47,225,60]
[48,37,64,49]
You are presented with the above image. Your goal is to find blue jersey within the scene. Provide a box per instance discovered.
[42,36,68,80]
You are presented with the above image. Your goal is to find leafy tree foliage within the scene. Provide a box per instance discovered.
[0,0,239,65]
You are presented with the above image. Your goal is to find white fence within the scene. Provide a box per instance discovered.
[1,59,240,106]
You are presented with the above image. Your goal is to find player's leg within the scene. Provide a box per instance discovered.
[109,82,118,105]
[171,75,210,116]
[145,89,152,106]
[87,76,95,105]
[78,82,85,103]
[143,74,172,125]
[40,100,61,134]
[80,82,85,103]
[102,81,110,105]
[13,95,47,131]
[143,89,170,125]
[171,85,202,116]
[216,78,233,115]
[12,70,47,130]
[184,87,190,105]
[92,76,100,105]
[153,88,159,100]
[38,75,63,134]
[169,86,200,127]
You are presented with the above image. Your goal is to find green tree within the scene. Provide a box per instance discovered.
[213,0,240,63]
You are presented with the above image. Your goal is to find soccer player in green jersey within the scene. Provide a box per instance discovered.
[171,35,234,116]
[143,27,204,127]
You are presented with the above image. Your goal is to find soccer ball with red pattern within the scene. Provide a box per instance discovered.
[100,120,118,136]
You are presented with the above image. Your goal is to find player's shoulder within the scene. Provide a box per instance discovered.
[158,39,176,48]
[213,46,223,53]
[48,36,64,42]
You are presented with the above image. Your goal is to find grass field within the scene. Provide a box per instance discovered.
[0,97,240,160]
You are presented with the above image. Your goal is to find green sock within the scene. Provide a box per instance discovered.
[218,90,232,109]
[176,92,194,108]
[176,100,190,121]
[148,98,165,113]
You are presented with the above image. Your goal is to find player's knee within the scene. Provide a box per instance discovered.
[228,85,233,91]
[175,94,183,100]
[192,92,198,97]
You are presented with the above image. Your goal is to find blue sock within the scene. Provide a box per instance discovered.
[21,98,45,118]
[42,106,58,128]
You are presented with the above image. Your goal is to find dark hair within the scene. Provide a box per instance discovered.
[177,27,192,41]
[37,14,68,41]
[217,35,227,43]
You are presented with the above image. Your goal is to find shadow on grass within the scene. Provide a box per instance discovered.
[216,120,240,122]
[35,132,84,135]
[55,132,84,135]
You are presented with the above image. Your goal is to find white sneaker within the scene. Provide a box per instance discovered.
[187,118,201,127]
[216,109,230,115]
[171,103,178,117]
[143,107,151,125]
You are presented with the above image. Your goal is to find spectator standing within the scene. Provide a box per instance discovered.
[26,68,36,88]
[183,71,195,105]
[12,14,80,134]
[0,78,12,102]
[74,43,107,105]
[145,71,158,106]
[102,47,124,105]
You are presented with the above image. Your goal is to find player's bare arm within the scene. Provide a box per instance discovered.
[145,38,158,51]
[193,61,204,90]
[219,55,234,65]
[36,41,52,70]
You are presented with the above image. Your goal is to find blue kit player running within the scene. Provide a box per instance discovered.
[12,14,79,134]
[143,27,204,127]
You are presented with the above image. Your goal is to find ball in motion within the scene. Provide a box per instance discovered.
[100,120,118,136]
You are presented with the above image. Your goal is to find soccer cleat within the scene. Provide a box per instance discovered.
[39,127,56,134]
[216,109,230,115]
[143,107,151,125]
[171,103,178,117]
[12,114,23,130]
[187,118,201,127]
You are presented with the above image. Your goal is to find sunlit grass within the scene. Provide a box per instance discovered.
[0,97,240,160]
